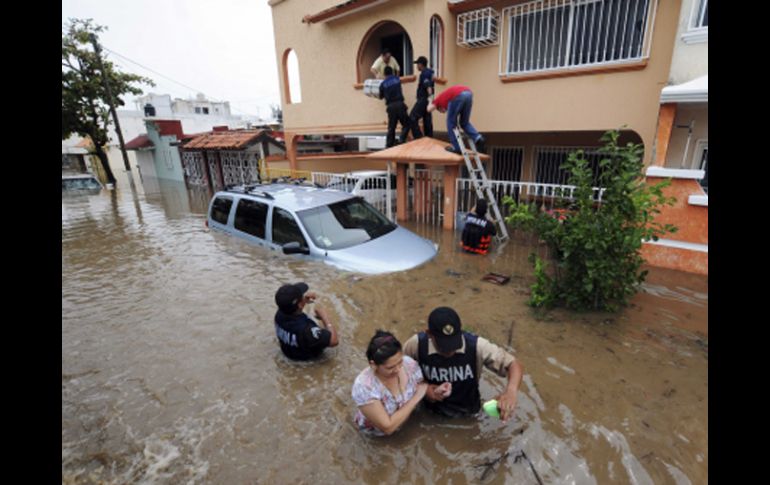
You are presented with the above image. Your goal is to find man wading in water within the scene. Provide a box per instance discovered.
[274,282,339,360]
[403,306,523,420]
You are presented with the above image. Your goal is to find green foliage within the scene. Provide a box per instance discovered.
[504,129,677,311]
[62,19,154,182]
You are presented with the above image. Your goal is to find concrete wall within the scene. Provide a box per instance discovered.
[641,176,707,275]
[668,0,708,85]
[145,123,185,183]
[270,0,682,165]
[135,151,158,180]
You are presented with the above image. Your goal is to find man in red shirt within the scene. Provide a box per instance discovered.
[428,85,486,155]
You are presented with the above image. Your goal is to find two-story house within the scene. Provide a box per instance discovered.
[270,0,680,180]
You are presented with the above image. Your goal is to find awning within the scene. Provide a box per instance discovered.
[366,136,489,166]
[661,75,708,103]
[303,0,390,24]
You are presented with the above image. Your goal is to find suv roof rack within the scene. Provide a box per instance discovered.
[268,176,325,189]
[224,183,275,199]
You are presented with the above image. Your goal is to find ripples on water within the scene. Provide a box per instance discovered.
[62,178,707,484]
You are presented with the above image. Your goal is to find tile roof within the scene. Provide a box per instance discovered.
[182,130,266,150]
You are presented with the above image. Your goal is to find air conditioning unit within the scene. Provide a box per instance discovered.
[457,7,500,48]
[365,136,386,150]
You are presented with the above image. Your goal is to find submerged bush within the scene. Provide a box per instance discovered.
[504,130,677,312]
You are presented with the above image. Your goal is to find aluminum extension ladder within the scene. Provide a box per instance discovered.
[452,126,510,243]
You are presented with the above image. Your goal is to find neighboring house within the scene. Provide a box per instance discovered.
[654,0,707,180]
[62,136,91,173]
[270,0,681,182]
[641,0,707,275]
[124,119,197,183]
[135,93,234,117]
[179,129,287,191]
[61,135,110,183]
[103,93,264,180]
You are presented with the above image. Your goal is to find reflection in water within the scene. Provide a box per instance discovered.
[62,180,707,484]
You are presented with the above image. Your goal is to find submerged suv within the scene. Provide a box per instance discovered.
[206,183,437,274]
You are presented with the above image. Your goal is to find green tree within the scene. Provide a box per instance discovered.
[62,19,154,185]
[504,129,678,311]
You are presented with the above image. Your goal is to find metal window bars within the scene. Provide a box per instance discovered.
[457,7,500,48]
[498,0,657,76]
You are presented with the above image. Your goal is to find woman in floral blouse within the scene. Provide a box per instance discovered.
[351,330,427,436]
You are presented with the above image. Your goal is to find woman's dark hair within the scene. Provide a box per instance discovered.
[366,330,402,365]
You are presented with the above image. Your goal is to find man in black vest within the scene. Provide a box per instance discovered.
[461,199,497,255]
[274,282,339,360]
[403,306,523,420]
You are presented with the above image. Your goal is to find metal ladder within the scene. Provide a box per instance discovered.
[453,127,509,242]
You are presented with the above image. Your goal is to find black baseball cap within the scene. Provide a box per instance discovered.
[428,307,463,353]
[414,56,429,66]
[476,199,488,217]
[275,282,309,313]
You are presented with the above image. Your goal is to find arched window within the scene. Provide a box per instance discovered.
[357,21,414,82]
[283,49,302,104]
[429,15,444,77]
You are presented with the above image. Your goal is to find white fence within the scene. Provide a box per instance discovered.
[499,0,657,76]
[311,171,395,220]
[457,178,605,217]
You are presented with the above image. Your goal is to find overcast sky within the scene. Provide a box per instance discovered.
[62,0,281,119]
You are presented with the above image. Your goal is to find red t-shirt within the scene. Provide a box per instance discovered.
[433,85,471,110]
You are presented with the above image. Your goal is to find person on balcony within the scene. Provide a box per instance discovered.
[371,48,400,79]
[427,85,486,155]
[409,56,435,139]
[379,66,412,148]
[461,199,497,255]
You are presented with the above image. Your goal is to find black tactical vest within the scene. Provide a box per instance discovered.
[417,331,481,417]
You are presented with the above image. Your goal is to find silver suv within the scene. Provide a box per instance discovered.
[206,183,437,274]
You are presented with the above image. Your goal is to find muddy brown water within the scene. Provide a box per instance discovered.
[62,177,707,484]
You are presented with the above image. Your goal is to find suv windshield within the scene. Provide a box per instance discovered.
[297,197,396,250]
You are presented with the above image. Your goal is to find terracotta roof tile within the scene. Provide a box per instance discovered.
[182,130,266,150]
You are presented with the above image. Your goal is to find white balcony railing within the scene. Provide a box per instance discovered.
[457,178,605,218]
[498,0,658,77]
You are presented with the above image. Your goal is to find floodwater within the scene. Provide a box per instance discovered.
[62,176,707,484]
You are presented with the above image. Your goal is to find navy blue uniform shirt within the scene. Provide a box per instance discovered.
[274,310,332,361]
[417,68,435,99]
[379,74,405,104]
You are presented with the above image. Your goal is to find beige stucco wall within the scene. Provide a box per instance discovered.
[664,103,707,169]
[667,0,708,85]
[271,0,681,165]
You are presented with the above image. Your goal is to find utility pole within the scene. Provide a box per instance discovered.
[89,34,132,173]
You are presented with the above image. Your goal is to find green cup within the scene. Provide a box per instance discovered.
[482,399,500,418]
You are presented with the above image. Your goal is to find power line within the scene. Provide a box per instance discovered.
[102,45,270,117]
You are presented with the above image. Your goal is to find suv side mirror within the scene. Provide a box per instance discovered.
[282,241,309,255]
